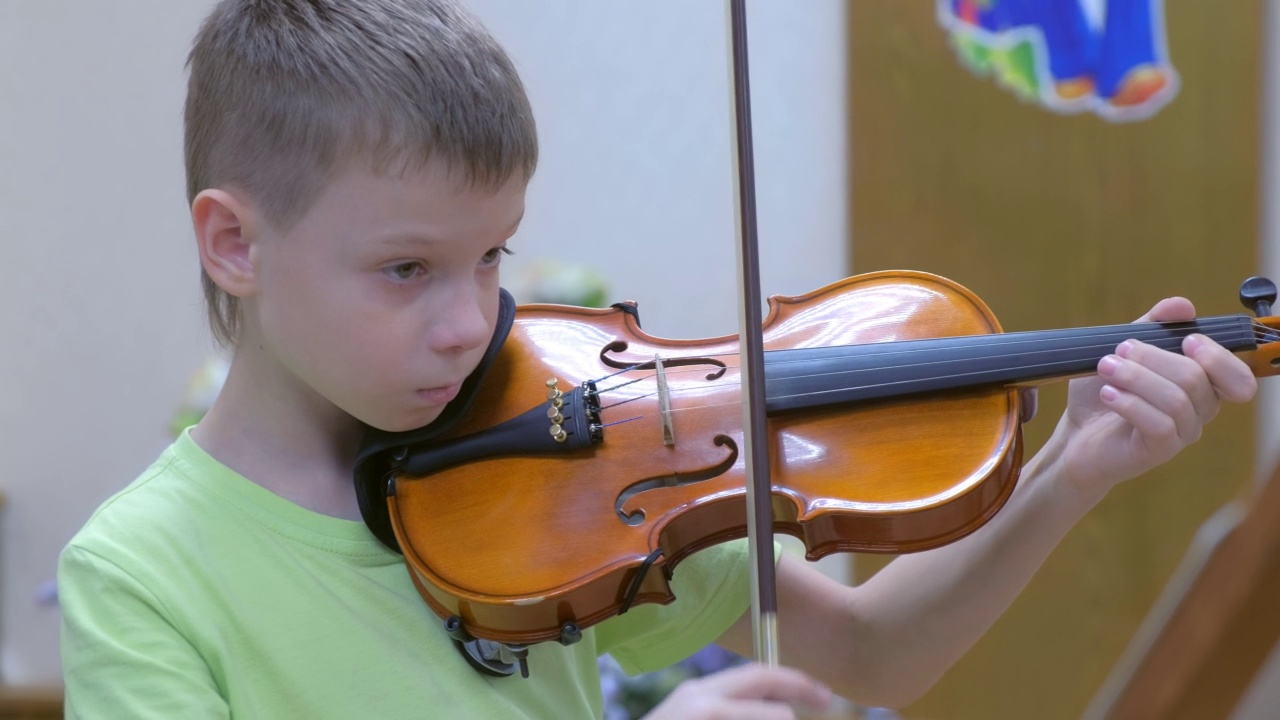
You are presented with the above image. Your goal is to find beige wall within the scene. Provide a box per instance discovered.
[0,0,849,685]
[0,0,219,683]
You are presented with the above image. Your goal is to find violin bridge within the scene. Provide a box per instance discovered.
[655,355,675,446]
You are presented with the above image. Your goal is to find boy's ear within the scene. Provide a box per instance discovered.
[192,189,258,298]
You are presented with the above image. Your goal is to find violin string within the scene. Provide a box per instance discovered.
[595,374,649,396]
[595,361,654,384]
[589,317,1275,393]
[598,393,649,411]
[607,321,1250,389]
[757,317,1252,371]
[596,318,1251,390]
[584,319,1267,415]
[597,415,645,429]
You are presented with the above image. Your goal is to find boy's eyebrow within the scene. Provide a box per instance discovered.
[375,213,525,249]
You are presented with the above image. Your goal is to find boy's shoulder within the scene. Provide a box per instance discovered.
[62,430,399,587]
[65,440,209,559]
[63,433,253,574]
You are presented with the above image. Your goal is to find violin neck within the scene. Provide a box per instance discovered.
[763,314,1260,415]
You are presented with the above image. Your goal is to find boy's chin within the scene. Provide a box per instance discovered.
[364,405,449,434]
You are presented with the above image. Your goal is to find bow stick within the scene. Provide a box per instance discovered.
[727,0,779,667]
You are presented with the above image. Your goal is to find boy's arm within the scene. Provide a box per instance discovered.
[60,545,230,720]
[716,297,1259,708]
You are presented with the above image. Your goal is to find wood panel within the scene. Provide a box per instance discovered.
[1085,460,1280,718]
[848,2,1263,718]
[0,687,62,720]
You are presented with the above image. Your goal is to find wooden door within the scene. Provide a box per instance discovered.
[848,2,1264,718]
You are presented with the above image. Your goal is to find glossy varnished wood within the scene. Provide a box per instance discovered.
[389,271,1024,644]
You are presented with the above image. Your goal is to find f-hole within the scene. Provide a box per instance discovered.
[599,342,728,381]
[613,435,739,526]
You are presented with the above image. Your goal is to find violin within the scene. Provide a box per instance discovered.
[351,2,1279,680]
[353,270,1280,672]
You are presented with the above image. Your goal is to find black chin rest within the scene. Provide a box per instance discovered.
[353,288,517,551]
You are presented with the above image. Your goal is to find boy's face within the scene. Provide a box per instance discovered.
[248,160,525,432]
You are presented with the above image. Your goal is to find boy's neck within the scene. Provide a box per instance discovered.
[190,343,366,521]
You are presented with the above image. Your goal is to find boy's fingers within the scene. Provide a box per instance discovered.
[694,663,833,708]
[710,700,802,720]
[1135,296,1195,324]
[1018,387,1038,424]
[1128,297,1257,404]
[1183,333,1259,404]
[1100,344,1209,443]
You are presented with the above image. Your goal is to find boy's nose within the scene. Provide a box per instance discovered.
[429,285,492,353]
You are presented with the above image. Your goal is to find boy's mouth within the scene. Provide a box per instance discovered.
[417,382,462,406]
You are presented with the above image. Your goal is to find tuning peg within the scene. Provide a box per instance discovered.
[1239,276,1277,317]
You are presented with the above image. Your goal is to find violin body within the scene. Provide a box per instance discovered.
[388,270,1028,645]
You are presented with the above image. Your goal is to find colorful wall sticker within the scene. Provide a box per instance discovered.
[938,0,1179,122]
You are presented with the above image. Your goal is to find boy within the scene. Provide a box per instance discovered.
[58,1,1257,718]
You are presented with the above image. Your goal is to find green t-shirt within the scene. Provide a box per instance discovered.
[59,429,752,719]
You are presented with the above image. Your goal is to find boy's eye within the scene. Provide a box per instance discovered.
[387,261,425,280]
[482,246,514,266]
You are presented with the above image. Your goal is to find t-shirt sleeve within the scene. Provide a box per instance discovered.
[594,538,756,676]
[59,543,230,720]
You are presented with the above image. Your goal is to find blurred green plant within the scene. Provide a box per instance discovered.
[508,260,609,307]
[170,355,230,436]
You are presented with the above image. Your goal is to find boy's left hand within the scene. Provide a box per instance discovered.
[1048,297,1258,502]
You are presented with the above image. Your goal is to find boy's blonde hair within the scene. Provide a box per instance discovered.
[185,0,538,348]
